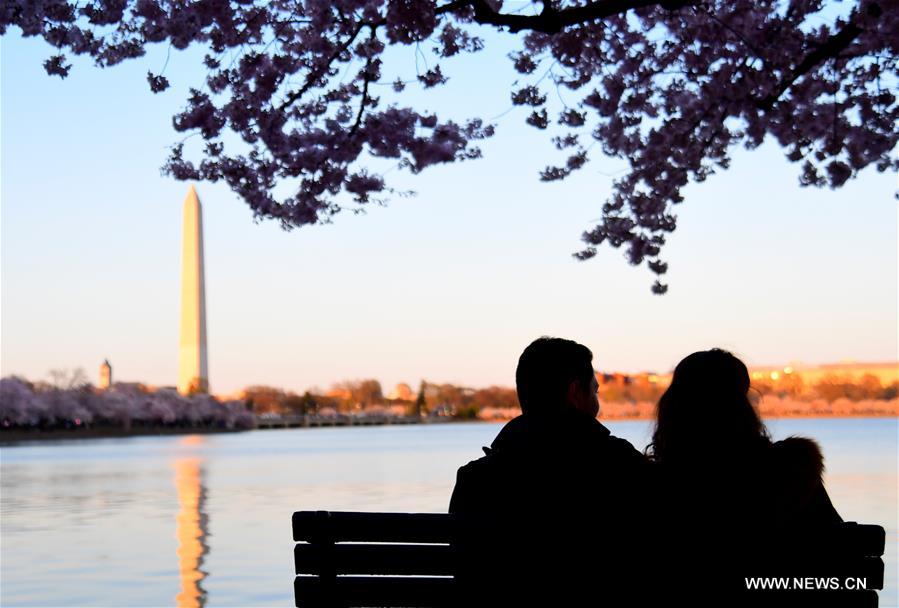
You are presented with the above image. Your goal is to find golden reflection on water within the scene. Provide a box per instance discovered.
[174,456,208,607]
[178,435,207,447]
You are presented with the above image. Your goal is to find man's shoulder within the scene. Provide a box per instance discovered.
[450,451,504,513]
[605,432,644,457]
[455,448,505,482]
[593,422,645,461]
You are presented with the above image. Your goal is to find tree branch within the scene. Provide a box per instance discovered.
[275,0,693,114]
[278,21,368,111]
[759,20,863,110]
[349,71,371,137]
[459,0,695,34]
[698,5,764,59]
[434,0,472,16]
[349,44,375,138]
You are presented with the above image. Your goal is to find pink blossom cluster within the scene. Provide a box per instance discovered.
[3,0,896,292]
[0,377,254,430]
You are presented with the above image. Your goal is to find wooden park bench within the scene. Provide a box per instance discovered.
[293,511,457,607]
[292,510,886,607]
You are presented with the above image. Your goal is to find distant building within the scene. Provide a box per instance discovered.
[99,359,112,389]
[387,383,414,401]
[641,361,897,393]
[597,372,630,386]
[749,361,899,386]
[593,361,899,395]
[326,388,352,401]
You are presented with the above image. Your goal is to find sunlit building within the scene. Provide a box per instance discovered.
[98,359,112,390]
[387,383,414,401]
[178,186,209,395]
[749,361,899,386]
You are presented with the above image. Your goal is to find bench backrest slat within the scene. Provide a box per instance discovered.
[295,543,455,576]
[293,511,454,544]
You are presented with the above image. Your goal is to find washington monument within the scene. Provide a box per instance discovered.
[178,185,208,394]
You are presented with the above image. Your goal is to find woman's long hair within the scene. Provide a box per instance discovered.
[646,349,770,464]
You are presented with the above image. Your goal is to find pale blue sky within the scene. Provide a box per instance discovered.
[1,27,896,395]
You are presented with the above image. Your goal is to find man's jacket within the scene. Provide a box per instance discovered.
[449,407,651,605]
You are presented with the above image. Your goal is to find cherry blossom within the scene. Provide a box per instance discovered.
[3,0,896,292]
[0,377,254,430]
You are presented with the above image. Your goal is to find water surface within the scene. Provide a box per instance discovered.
[1,418,895,606]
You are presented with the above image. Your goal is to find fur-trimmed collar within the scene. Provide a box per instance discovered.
[770,436,826,484]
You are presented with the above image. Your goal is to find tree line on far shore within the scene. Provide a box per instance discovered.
[3,368,895,432]
[244,381,520,420]
[243,372,899,420]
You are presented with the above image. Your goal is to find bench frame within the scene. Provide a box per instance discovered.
[292,510,886,607]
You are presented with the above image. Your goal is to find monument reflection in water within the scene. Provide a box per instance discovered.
[173,444,209,607]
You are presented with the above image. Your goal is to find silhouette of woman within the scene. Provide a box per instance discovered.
[646,349,842,603]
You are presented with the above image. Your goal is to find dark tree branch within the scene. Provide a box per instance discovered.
[461,0,695,34]
[434,0,472,16]
[349,41,376,138]
[698,5,764,59]
[349,71,371,137]
[276,0,694,115]
[760,20,863,110]
[278,21,368,111]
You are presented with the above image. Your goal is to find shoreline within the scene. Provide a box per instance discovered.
[1,413,895,445]
[0,426,244,445]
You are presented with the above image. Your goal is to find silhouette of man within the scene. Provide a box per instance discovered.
[449,337,650,605]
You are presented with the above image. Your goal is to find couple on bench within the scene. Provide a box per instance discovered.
[449,337,843,606]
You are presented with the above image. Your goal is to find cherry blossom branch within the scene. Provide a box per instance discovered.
[465,0,695,34]
[349,42,376,138]
[698,6,764,59]
[5,0,895,293]
[278,21,369,112]
[760,17,867,109]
